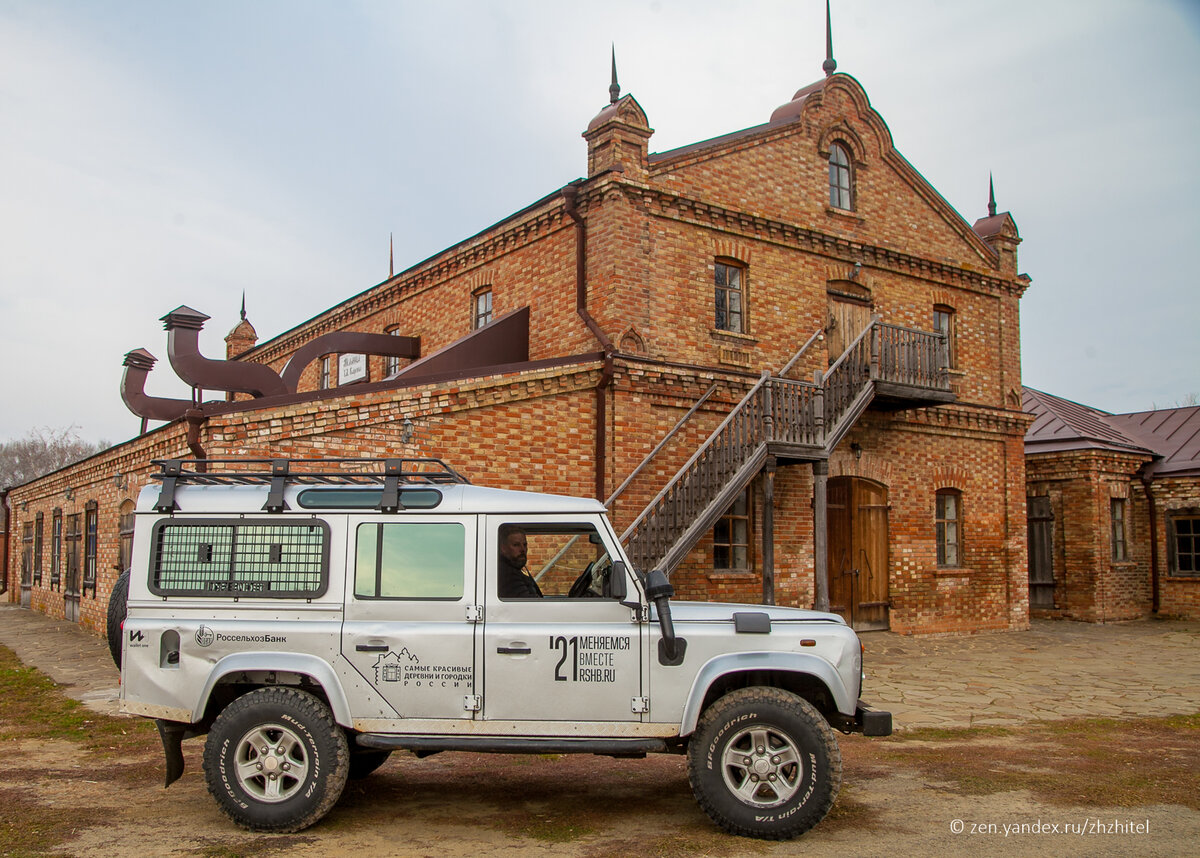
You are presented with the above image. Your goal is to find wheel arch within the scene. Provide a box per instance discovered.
[679,653,854,737]
[193,652,353,727]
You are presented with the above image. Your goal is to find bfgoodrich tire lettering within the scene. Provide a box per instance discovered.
[203,687,349,832]
[686,687,842,839]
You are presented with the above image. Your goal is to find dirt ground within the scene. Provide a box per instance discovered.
[2,656,1198,858]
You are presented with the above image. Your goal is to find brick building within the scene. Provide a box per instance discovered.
[3,53,1033,637]
[1024,388,1200,621]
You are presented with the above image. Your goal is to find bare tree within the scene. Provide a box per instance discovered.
[0,426,108,489]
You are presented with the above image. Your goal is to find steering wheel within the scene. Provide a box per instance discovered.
[568,565,596,598]
[568,555,613,598]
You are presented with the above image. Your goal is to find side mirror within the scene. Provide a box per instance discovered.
[607,560,628,600]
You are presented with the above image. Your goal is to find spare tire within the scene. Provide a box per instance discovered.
[107,569,131,669]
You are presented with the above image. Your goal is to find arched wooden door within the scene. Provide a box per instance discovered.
[827,477,890,631]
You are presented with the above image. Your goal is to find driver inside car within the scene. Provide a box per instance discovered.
[497,524,543,598]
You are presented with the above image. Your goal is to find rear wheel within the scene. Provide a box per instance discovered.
[204,687,349,832]
[106,569,130,669]
[686,687,842,839]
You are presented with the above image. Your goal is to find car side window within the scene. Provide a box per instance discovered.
[355,522,466,600]
[496,523,614,599]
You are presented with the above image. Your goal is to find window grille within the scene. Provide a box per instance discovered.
[150,520,329,597]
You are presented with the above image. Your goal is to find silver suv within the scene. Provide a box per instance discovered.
[117,458,890,840]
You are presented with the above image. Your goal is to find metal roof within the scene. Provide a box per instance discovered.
[1023,387,1200,478]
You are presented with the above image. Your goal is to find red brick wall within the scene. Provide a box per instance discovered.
[6,72,1034,637]
[1149,475,1200,618]
[1022,449,1191,622]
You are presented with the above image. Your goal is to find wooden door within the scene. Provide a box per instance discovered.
[828,298,872,362]
[827,477,890,630]
[1027,495,1055,609]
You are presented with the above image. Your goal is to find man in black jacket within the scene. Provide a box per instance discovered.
[497,524,543,598]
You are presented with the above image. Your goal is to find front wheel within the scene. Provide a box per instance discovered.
[686,687,842,840]
[204,687,349,832]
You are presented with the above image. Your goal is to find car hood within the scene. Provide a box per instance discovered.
[657,600,847,625]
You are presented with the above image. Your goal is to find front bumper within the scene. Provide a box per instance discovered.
[834,700,893,736]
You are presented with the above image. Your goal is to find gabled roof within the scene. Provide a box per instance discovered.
[1108,406,1200,478]
[1023,387,1200,478]
[1023,387,1148,455]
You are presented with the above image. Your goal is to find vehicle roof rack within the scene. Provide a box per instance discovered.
[151,458,470,514]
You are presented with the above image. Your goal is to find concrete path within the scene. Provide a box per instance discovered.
[2,603,1198,728]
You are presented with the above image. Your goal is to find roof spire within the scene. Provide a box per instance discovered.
[823,0,837,76]
[239,290,246,321]
[609,44,621,104]
[389,232,394,278]
[988,173,997,217]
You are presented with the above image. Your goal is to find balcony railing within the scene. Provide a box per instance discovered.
[621,320,950,574]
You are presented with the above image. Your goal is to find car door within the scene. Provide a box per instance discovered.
[341,514,478,721]
[480,514,644,724]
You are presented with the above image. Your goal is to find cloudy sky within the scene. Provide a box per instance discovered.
[1,0,1198,446]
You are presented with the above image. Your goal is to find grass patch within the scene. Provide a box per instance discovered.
[0,644,157,758]
[863,712,1200,809]
[0,643,162,855]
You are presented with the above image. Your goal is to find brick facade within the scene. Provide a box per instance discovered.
[1024,392,1200,623]
[5,71,1033,637]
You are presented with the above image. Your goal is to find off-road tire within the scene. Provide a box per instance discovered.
[347,749,391,780]
[204,687,349,832]
[106,569,130,669]
[686,686,842,840]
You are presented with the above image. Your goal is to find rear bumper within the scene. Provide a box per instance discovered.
[835,700,893,736]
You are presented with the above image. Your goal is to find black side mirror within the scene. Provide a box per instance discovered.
[607,560,628,600]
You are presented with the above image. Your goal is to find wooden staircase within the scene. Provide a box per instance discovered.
[621,320,953,575]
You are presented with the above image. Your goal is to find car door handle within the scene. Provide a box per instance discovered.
[497,646,531,655]
[356,644,389,652]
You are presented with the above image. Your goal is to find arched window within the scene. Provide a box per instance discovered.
[714,488,752,572]
[118,500,136,573]
[828,143,853,210]
[472,287,493,330]
[714,259,747,334]
[933,304,957,369]
[935,489,963,568]
[83,500,98,597]
[384,326,402,377]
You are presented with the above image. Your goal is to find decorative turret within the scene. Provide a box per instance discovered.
[225,292,258,359]
[583,49,652,179]
[972,175,1022,274]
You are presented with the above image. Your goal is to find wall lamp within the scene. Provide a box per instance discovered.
[401,418,414,444]
[64,488,74,501]
[850,442,863,460]
[113,472,128,490]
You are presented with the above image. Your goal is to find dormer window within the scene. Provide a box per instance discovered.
[829,142,853,210]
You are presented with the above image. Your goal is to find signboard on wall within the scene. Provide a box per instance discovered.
[339,353,367,384]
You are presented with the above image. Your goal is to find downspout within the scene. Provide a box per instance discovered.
[185,410,208,473]
[1140,467,1160,614]
[562,184,616,501]
[1,490,9,596]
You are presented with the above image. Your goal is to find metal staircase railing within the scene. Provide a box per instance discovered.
[621,320,949,575]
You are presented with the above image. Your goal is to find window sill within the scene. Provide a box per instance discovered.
[709,328,758,345]
[1165,573,1200,582]
[933,566,972,578]
[708,569,757,581]
[825,206,864,224]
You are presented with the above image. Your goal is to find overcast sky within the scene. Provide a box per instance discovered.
[2,0,1198,446]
